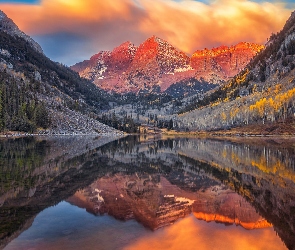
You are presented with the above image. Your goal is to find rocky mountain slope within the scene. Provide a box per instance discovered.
[175,11,295,132]
[72,37,262,95]
[0,10,121,135]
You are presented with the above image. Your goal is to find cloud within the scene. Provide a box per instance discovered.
[139,0,292,53]
[0,0,144,35]
[0,0,293,65]
[0,0,147,64]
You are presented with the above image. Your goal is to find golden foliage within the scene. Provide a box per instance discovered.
[230,107,239,119]
[221,112,227,121]
[236,69,249,85]
[249,87,295,119]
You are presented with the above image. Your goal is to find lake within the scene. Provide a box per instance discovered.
[0,135,294,250]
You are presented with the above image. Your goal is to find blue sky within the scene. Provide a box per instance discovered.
[0,0,39,4]
[0,0,294,6]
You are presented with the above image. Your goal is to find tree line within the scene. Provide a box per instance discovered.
[0,71,50,132]
[98,112,139,133]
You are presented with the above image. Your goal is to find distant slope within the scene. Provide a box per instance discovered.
[164,78,217,99]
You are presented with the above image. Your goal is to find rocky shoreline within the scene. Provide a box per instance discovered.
[0,132,124,138]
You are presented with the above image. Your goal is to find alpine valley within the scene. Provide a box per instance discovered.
[1,9,295,135]
[1,5,295,250]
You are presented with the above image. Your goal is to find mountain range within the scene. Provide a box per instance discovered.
[71,37,263,94]
[1,8,295,135]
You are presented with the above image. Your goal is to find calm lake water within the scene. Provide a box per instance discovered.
[0,135,294,250]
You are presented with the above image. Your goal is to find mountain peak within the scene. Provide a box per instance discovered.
[288,10,295,24]
[0,10,6,19]
[0,10,43,54]
[72,38,262,94]
[109,41,137,71]
[115,41,134,48]
[151,35,164,42]
[112,41,137,55]
[144,35,169,46]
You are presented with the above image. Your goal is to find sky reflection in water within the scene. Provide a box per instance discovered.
[5,201,285,250]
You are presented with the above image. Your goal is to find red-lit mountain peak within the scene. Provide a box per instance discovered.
[128,35,190,76]
[109,41,137,71]
[128,36,160,70]
[71,38,263,93]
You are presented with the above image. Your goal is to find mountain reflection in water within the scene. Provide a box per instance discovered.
[1,135,294,249]
[67,174,270,231]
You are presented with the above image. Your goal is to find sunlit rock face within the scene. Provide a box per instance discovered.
[72,36,192,93]
[71,38,262,94]
[67,172,270,231]
[123,36,191,92]
[190,42,264,84]
[71,41,137,92]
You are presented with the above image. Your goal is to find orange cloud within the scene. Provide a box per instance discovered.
[0,0,292,64]
[0,0,139,35]
[139,0,292,54]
